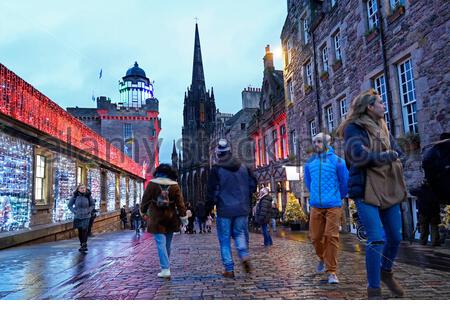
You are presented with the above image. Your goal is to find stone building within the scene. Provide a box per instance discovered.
[180,24,217,206]
[67,62,161,183]
[281,0,449,231]
[248,46,290,212]
[213,87,260,168]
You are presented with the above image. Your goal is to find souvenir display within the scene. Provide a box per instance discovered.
[120,176,126,208]
[53,155,77,222]
[106,171,116,211]
[87,167,101,209]
[0,132,33,232]
[129,179,136,207]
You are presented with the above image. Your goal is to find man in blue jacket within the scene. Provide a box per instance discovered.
[305,133,349,284]
[206,139,257,278]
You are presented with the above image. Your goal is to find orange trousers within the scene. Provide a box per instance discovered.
[309,207,342,274]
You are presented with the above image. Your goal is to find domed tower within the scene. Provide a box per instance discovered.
[119,62,155,108]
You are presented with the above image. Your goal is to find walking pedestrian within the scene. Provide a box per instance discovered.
[196,201,207,233]
[206,214,213,233]
[206,139,257,278]
[186,202,196,234]
[131,203,142,237]
[271,202,278,233]
[305,132,349,285]
[254,187,273,247]
[338,88,407,299]
[140,164,189,279]
[68,184,95,253]
[120,205,128,229]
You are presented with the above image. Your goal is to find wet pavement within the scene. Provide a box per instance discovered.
[0,227,449,300]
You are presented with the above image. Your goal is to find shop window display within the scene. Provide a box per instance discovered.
[129,179,136,207]
[0,132,33,232]
[87,168,101,210]
[53,155,77,223]
[106,171,116,211]
[120,176,127,208]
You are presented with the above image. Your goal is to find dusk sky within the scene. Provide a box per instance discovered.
[0,0,286,162]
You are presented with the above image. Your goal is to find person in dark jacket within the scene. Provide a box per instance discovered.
[305,132,349,285]
[196,201,207,233]
[338,88,406,299]
[120,206,128,229]
[131,203,142,237]
[140,164,189,278]
[410,182,441,246]
[206,139,257,278]
[185,202,196,234]
[255,187,273,246]
[68,184,95,253]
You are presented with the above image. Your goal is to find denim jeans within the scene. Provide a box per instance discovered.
[153,233,174,270]
[216,215,249,272]
[270,218,277,232]
[354,199,402,289]
[261,223,273,246]
[133,219,141,234]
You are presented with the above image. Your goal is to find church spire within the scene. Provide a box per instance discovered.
[191,23,206,95]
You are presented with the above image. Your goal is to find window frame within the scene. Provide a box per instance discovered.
[321,45,329,72]
[367,0,379,30]
[339,97,348,119]
[34,154,47,204]
[373,74,391,130]
[310,119,317,138]
[325,105,335,133]
[397,58,418,133]
[334,32,342,61]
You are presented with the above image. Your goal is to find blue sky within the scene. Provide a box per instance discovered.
[0,0,286,162]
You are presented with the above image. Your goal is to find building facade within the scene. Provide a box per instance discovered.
[0,64,144,248]
[248,46,290,212]
[67,62,161,183]
[281,0,449,231]
[180,24,217,206]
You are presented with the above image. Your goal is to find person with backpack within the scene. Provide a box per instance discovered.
[131,203,142,237]
[140,164,189,279]
[338,89,407,299]
[206,139,257,278]
[68,184,95,253]
[305,132,349,285]
[254,187,273,247]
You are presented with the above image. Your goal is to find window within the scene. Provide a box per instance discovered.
[123,123,134,158]
[339,97,348,118]
[325,106,335,132]
[285,38,293,66]
[77,166,85,185]
[322,46,329,72]
[367,0,379,30]
[132,90,138,103]
[35,155,47,203]
[302,18,310,44]
[241,123,246,130]
[334,32,342,61]
[280,125,287,159]
[331,0,337,7]
[287,79,294,103]
[398,59,418,133]
[290,130,297,156]
[310,119,317,138]
[258,138,263,166]
[305,61,313,86]
[390,0,404,10]
[373,74,391,130]
[263,134,269,165]
[272,129,278,160]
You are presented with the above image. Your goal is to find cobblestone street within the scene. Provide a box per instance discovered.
[1,228,449,300]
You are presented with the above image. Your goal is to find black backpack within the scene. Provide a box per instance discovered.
[155,185,172,208]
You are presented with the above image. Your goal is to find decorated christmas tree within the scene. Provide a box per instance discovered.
[284,193,308,223]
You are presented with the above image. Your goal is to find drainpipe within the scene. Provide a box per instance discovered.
[376,0,396,136]
[311,31,323,130]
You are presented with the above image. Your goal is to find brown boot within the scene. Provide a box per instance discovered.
[222,271,235,278]
[242,260,252,274]
[367,288,382,300]
[381,269,404,297]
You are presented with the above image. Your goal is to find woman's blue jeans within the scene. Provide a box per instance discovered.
[216,216,249,272]
[261,223,273,246]
[153,233,174,270]
[354,199,402,289]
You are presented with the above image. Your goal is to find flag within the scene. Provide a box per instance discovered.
[99,68,102,79]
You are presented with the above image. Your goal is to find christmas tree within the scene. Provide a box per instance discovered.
[284,193,308,223]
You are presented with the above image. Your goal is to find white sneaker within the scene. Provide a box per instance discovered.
[328,273,339,284]
[157,269,171,278]
[316,261,325,273]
